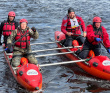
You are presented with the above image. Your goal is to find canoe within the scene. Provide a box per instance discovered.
[55,31,110,80]
[3,46,42,92]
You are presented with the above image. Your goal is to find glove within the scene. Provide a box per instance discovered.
[31,27,36,32]
[95,38,101,42]
[7,43,12,49]
[107,49,110,54]
[5,43,13,53]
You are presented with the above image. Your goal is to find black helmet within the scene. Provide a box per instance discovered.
[68,7,75,14]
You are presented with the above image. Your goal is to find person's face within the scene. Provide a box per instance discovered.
[9,16,14,21]
[68,12,75,19]
[20,22,27,30]
[95,22,101,28]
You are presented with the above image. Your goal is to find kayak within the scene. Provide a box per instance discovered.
[3,46,42,92]
[55,31,110,80]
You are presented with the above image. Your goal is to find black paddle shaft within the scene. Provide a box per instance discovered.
[101,41,107,51]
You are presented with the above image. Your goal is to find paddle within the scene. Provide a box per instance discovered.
[100,41,109,52]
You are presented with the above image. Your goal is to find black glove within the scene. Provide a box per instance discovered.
[31,27,36,32]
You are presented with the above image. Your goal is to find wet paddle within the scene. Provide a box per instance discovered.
[100,41,108,52]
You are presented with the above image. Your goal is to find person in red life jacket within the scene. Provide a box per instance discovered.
[78,16,110,59]
[0,11,18,46]
[61,7,86,46]
[6,18,39,67]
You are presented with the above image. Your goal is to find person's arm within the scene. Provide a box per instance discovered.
[7,29,17,44]
[86,25,96,42]
[29,27,39,39]
[61,16,68,35]
[79,17,86,32]
[102,26,110,48]
[79,17,86,37]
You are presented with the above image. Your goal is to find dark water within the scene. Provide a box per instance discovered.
[0,0,110,93]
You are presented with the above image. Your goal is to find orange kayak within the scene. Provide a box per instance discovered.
[55,31,110,80]
[4,50,42,92]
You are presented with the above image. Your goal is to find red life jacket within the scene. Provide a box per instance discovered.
[66,16,81,34]
[91,26,103,44]
[15,28,30,49]
[94,27,103,38]
[87,24,104,45]
[3,22,15,36]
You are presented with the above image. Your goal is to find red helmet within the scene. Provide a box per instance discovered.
[8,11,16,17]
[19,18,28,24]
[93,16,102,23]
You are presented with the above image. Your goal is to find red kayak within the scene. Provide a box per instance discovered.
[55,31,110,80]
[3,48,42,92]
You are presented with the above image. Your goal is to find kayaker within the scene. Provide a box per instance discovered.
[61,7,86,46]
[0,11,18,46]
[78,16,110,59]
[6,18,39,67]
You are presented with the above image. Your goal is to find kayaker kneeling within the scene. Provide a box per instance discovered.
[6,19,39,67]
[0,11,18,46]
[61,7,86,46]
[78,16,110,59]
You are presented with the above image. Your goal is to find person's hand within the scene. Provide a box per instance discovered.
[5,43,13,53]
[83,31,86,37]
[7,43,12,49]
[95,38,101,42]
[66,32,73,36]
[31,27,36,32]
[107,49,110,54]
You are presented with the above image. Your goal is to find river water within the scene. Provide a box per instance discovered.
[0,0,110,93]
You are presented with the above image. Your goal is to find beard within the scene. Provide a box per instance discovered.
[69,15,75,19]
